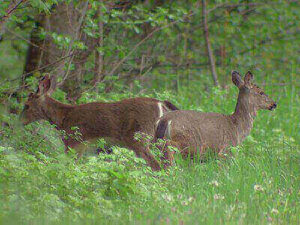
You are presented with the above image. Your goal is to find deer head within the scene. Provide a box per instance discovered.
[20,74,56,125]
[232,71,277,111]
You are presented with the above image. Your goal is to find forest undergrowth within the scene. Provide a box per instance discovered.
[0,73,299,225]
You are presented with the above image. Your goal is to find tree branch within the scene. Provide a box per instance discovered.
[107,11,196,78]
[21,53,74,78]
[0,0,27,28]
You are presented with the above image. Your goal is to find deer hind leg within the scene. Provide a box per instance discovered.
[129,142,162,171]
[158,139,179,169]
[123,118,162,171]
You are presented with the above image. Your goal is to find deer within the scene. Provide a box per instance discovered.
[20,75,179,171]
[154,71,277,168]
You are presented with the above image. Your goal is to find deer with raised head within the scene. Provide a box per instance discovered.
[154,71,277,167]
[20,75,178,171]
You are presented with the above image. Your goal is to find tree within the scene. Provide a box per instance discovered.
[201,0,218,86]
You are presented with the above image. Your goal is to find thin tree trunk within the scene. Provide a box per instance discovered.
[22,15,46,84]
[202,0,219,86]
[93,2,105,86]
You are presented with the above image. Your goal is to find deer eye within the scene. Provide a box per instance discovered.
[259,91,264,95]
[24,105,29,110]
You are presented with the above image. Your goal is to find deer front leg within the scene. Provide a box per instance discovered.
[63,138,87,160]
[218,146,233,160]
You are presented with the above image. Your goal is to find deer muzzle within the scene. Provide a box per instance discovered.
[268,102,277,111]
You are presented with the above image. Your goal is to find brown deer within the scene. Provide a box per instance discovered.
[154,71,277,167]
[20,75,178,171]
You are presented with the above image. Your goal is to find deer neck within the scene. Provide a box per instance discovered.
[41,96,70,129]
[231,94,257,144]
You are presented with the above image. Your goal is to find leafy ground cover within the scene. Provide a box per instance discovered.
[0,73,299,225]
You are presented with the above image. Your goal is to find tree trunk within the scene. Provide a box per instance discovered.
[93,2,105,86]
[202,0,219,86]
[22,2,93,101]
[22,14,46,87]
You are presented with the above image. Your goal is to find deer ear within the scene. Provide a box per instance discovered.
[36,74,56,96]
[244,71,253,85]
[232,71,244,88]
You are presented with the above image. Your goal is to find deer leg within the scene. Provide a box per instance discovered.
[96,145,113,155]
[123,118,162,171]
[218,146,233,160]
[159,140,178,169]
[141,147,162,171]
[63,139,87,160]
[75,143,87,159]
[129,142,161,171]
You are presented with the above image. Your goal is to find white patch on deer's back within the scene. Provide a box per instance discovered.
[157,102,163,118]
[166,120,172,139]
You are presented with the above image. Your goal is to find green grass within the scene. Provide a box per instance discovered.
[0,79,299,225]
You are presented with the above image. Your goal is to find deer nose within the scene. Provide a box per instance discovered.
[269,103,277,110]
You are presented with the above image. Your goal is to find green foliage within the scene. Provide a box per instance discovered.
[0,0,299,224]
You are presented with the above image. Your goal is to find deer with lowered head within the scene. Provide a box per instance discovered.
[20,75,179,171]
[154,71,277,167]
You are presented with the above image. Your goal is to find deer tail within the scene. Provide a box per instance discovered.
[163,100,179,111]
[154,118,169,142]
